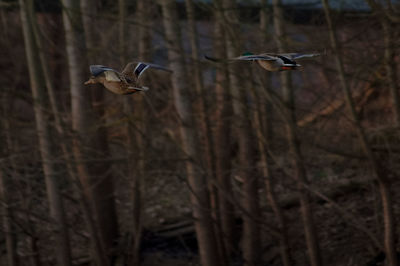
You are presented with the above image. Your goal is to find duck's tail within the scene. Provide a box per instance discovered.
[204,55,221,62]
[127,86,149,92]
[204,55,238,64]
[128,86,149,93]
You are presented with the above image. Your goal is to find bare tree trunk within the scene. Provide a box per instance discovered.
[253,91,292,266]
[254,6,293,259]
[61,0,92,133]
[0,170,18,266]
[220,0,261,265]
[31,9,102,265]
[119,0,151,264]
[382,19,400,125]
[272,1,322,266]
[61,0,93,200]
[2,107,41,266]
[124,104,144,266]
[132,4,147,260]
[34,10,107,266]
[365,0,400,125]
[118,0,126,64]
[29,237,42,266]
[322,1,397,265]
[185,0,225,262]
[1,106,23,266]
[61,1,111,265]
[81,0,120,262]
[19,1,72,266]
[184,0,216,191]
[80,0,97,58]
[158,1,221,266]
[31,13,74,177]
[258,4,292,265]
[211,1,234,261]
[0,78,18,266]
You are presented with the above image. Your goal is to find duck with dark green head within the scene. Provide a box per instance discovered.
[205,52,319,72]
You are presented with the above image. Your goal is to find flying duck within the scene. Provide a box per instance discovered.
[84,62,172,95]
[205,52,320,72]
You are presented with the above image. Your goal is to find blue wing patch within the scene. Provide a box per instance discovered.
[134,63,150,78]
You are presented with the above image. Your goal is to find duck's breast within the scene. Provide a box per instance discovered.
[103,81,126,95]
[257,60,281,72]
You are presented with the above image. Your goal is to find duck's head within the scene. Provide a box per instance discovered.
[242,52,254,56]
[84,76,98,85]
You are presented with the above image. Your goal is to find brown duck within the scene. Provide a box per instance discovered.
[84,62,172,95]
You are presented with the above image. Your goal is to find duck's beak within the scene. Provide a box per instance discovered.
[84,77,95,85]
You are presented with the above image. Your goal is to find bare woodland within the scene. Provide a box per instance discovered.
[1,0,400,266]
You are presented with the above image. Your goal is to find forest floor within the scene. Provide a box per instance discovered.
[133,143,400,266]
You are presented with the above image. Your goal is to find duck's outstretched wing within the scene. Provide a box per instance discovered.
[89,65,122,82]
[205,54,276,62]
[90,65,118,76]
[278,53,320,60]
[234,54,277,61]
[134,62,172,79]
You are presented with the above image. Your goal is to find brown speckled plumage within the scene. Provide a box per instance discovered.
[84,62,172,95]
